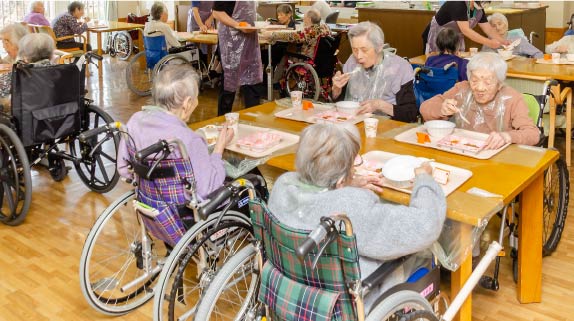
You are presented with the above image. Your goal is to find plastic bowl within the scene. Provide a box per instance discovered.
[497,49,513,60]
[335,101,361,115]
[424,120,455,139]
[382,155,421,188]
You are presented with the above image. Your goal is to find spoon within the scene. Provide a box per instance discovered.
[458,111,471,125]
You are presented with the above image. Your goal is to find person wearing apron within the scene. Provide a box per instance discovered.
[423,1,507,54]
[213,1,263,116]
[187,1,214,62]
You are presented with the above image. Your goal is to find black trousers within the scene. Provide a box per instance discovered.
[217,82,262,116]
[57,41,92,52]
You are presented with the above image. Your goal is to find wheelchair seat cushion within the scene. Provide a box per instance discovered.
[259,261,340,321]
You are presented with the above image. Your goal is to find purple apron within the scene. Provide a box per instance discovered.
[425,3,484,54]
[187,1,213,32]
[218,1,263,92]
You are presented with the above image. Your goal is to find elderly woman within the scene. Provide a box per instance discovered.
[23,1,50,26]
[52,1,92,51]
[421,52,540,149]
[117,64,234,200]
[268,122,446,309]
[481,13,543,58]
[145,1,181,49]
[332,22,417,122]
[0,23,29,64]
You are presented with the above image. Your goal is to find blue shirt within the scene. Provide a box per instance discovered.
[425,53,468,81]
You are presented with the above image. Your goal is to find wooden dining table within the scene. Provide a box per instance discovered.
[190,101,559,321]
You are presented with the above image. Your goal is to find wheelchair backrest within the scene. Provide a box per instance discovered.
[413,64,459,109]
[144,35,168,70]
[313,34,341,78]
[11,62,82,147]
[249,199,361,321]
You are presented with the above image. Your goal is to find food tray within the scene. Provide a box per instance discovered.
[436,135,485,153]
[394,126,509,160]
[236,131,282,152]
[274,103,371,125]
[358,151,472,196]
[225,124,299,158]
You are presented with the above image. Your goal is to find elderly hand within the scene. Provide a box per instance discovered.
[83,16,91,23]
[350,173,384,193]
[214,123,234,154]
[359,99,392,116]
[440,98,459,117]
[486,38,502,49]
[555,45,569,53]
[332,71,351,90]
[414,162,433,176]
[484,131,511,150]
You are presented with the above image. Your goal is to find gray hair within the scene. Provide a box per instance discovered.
[151,1,167,21]
[152,64,200,112]
[29,1,44,13]
[0,23,29,47]
[467,52,507,83]
[296,123,360,189]
[306,9,321,25]
[487,12,508,27]
[18,33,54,63]
[348,21,385,54]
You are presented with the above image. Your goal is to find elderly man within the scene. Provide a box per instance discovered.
[481,12,543,58]
[0,23,29,64]
[23,1,50,26]
[52,1,92,51]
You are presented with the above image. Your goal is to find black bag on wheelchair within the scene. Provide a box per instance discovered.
[11,63,82,147]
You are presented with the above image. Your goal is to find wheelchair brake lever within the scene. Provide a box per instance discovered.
[311,230,338,270]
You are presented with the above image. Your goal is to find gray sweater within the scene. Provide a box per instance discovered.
[268,172,447,277]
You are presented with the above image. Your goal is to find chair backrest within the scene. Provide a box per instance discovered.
[413,64,459,108]
[11,63,82,146]
[325,10,339,24]
[250,200,361,321]
[312,35,340,78]
[127,13,149,40]
[143,35,168,69]
[522,93,542,125]
[31,24,57,42]
[507,28,526,39]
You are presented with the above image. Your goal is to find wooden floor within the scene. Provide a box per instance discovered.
[0,57,572,321]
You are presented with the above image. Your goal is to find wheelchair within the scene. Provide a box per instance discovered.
[279,33,343,102]
[126,32,207,97]
[78,134,269,319]
[0,52,119,226]
[412,62,459,109]
[107,13,150,61]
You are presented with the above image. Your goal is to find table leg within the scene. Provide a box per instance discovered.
[97,33,103,78]
[451,241,472,321]
[267,43,272,101]
[518,173,543,303]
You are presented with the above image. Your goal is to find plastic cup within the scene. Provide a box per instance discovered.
[567,53,574,62]
[552,53,561,64]
[224,112,239,135]
[290,91,303,109]
[364,118,379,138]
[469,47,478,56]
[93,19,99,25]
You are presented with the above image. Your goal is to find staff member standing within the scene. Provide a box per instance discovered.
[213,1,263,116]
[188,1,214,32]
[423,0,507,54]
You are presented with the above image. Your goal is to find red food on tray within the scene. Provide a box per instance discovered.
[236,131,282,152]
[436,135,486,153]
[314,110,354,122]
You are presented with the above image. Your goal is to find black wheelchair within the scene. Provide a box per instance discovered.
[0,53,120,225]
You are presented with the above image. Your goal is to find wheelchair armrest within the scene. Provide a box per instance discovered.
[361,256,409,291]
[285,51,312,62]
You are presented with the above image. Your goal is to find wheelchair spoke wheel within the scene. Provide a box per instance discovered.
[366,290,435,321]
[194,245,260,321]
[152,54,189,80]
[48,155,68,182]
[113,32,133,61]
[153,211,253,321]
[126,51,152,96]
[69,105,119,193]
[285,62,320,101]
[80,190,168,315]
[0,124,32,226]
[542,157,569,256]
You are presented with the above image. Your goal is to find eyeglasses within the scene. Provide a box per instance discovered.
[468,78,499,89]
[353,155,364,167]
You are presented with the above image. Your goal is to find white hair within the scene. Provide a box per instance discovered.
[296,123,360,189]
[152,64,200,112]
[29,1,44,13]
[348,21,385,54]
[487,12,508,28]
[467,52,507,83]
[0,23,29,47]
[18,33,54,63]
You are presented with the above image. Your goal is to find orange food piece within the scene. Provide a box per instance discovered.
[544,53,552,60]
[238,21,249,27]
[416,132,431,144]
[302,100,313,110]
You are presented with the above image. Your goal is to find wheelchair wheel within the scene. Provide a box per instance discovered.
[80,190,169,315]
[398,310,440,321]
[48,156,68,182]
[152,211,253,321]
[69,105,119,193]
[366,290,435,321]
[285,62,320,101]
[126,51,152,96]
[0,124,32,226]
[112,31,133,61]
[542,157,569,256]
[152,54,189,80]
[194,245,259,321]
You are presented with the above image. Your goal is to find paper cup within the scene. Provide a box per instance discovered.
[290,91,303,109]
[567,53,574,62]
[224,112,239,135]
[552,53,561,64]
[364,118,379,138]
[469,47,478,56]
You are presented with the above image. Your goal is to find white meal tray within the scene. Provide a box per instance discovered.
[274,103,371,125]
[361,151,473,197]
[394,126,509,160]
[224,124,300,158]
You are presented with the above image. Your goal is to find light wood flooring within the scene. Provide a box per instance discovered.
[0,57,572,321]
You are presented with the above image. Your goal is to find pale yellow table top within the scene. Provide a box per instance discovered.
[87,21,144,33]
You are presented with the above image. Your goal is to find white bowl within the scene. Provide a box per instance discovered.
[382,155,425,188]
[567,54,574,62]
[424,120,455,139]
[335,101,360,115]
[498,49,513,60]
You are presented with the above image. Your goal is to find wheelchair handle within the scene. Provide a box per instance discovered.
[79,121,121,143]
[136,140,169,161]
[86,52,103,61]
[197,185,234,220]
[296,217,334,260]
